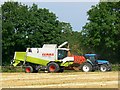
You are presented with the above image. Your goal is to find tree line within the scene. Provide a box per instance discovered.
[1,1,120,65]
[82,2,120,63]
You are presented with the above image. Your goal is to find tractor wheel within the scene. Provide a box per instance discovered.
[99,64,108,72]
[25,66,33,73]
[81,63,92,72]
[47,62,60,73]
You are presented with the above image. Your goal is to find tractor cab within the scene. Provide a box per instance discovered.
[84,54,110,65]
[84,54,98,65]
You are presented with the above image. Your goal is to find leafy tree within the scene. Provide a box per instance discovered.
[61,22,84,55]
[82,2,120,63]
[2,2,65,65]
[0,7,2,66]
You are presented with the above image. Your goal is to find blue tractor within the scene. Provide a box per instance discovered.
[81,54,112,72]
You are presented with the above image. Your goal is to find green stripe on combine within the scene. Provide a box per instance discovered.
[26,56,50,66]
[61,62,73,67]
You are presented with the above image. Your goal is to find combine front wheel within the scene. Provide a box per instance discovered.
[47,62,60,73]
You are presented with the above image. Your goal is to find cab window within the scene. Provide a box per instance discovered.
[58,50,68,60]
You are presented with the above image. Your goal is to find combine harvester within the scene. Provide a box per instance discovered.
[11,42,111,73]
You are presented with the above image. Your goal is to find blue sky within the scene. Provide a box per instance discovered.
[1,0,99,31]
[23,2,99,31]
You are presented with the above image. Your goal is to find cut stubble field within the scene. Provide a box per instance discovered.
[1,71,118,88]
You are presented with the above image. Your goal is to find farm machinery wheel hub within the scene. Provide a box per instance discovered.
[25,67,31,73]
[82,65,90,72]
[100,65,107,72]
[49,65,56,72]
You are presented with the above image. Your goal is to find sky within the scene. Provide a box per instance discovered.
[0,0,99,31]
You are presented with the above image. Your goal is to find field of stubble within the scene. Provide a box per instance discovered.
[1,71,118,88]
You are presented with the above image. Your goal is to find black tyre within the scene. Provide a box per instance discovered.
[81,63,92,72]
[47,62,60,73]
[99,64,108,72]
[25,66,33,73]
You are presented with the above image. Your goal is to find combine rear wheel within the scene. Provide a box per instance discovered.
[25,66,33,73]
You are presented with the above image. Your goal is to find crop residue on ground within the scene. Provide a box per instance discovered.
[1,71,118,88]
